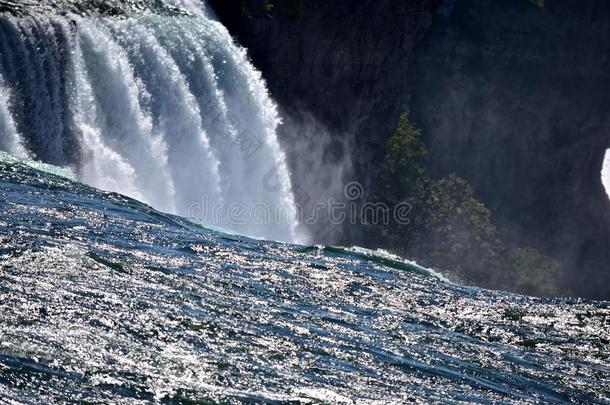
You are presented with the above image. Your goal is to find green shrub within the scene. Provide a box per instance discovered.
[377,111,428,205]
[407,175,502,284]
[503,248,564,297]
[363,111,568,297]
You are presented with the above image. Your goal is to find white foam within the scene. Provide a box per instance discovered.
[0,77,30,158]
[345,246,451,282]
[0,150,77,181]
[602,149,610,200]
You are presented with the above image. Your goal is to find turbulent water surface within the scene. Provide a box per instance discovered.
[0,154,609,404]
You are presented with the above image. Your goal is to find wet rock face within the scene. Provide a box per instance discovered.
[409,0,610,298]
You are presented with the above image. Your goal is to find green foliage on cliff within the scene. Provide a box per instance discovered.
[417,175,497,245]
[378,112,428,204]
[505,248,562,297]
[409,175,503,283]
[363,111,566,297]
[529,0,544,8]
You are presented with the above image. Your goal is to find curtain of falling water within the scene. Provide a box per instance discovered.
[0,6,300,243]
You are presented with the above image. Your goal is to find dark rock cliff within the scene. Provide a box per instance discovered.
[211,0,610,299]
[209,0,439,151]
[409,0,610,299]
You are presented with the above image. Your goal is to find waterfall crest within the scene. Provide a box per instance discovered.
[0,4,299,242]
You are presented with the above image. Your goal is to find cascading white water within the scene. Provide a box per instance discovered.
[0,4,300,242]
[603,149,610,200]
[0,77,29,159]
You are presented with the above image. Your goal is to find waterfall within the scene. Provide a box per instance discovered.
[0,77,29,158]
[602,149,610,198]
[0,3,300,243]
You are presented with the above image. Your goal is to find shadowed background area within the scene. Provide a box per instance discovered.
[210,0,610,299]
